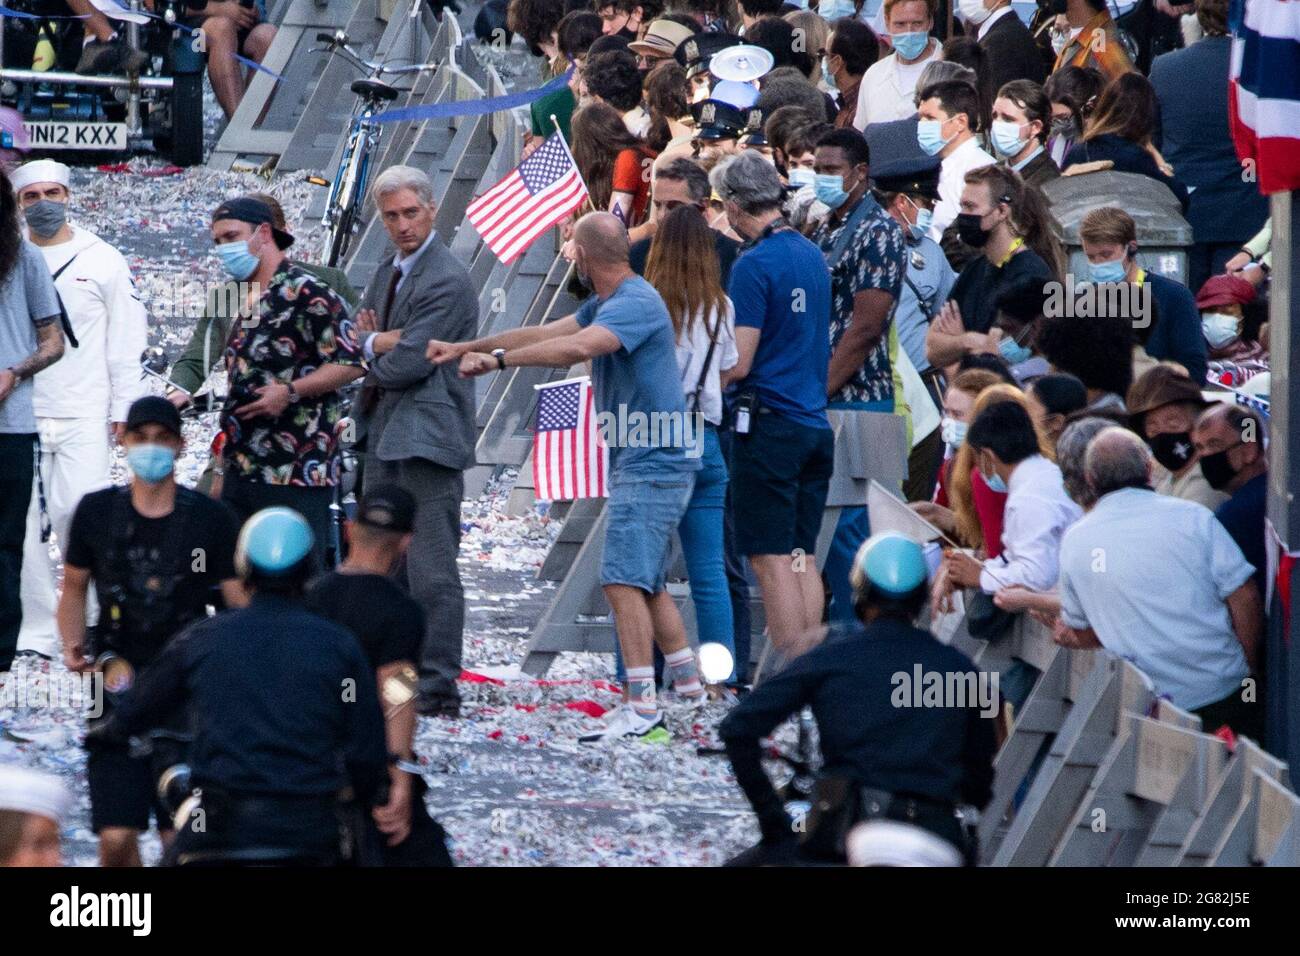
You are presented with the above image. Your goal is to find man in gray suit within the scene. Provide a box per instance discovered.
[353,165,476,718]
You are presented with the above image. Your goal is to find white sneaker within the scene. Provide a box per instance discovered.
[578,704,668,744]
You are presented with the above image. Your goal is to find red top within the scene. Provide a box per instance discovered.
[935,457,1008,559]
[611,146,655,226]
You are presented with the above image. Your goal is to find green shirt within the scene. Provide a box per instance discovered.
[169,259,359,395]
[529,85,576,141]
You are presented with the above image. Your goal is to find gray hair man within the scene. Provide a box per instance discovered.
[1055,415,1115,510]
[1056,427,1264,737]
[352,165,477,718]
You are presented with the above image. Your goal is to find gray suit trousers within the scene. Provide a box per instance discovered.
[364,455,464,701]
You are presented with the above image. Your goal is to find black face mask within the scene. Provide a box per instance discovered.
[956,212,991,248]
[1149,431,1194,473]
[1200,447,1240,490]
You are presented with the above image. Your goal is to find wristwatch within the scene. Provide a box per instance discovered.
[285,380,301,403]
[492,348,507,370]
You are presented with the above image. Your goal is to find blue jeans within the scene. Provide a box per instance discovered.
[717,426,752,683]
[677,426,736,680]
[823,399,892,624]
[607,471,695,684]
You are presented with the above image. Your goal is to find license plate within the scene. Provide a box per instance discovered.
[25,121,128,150]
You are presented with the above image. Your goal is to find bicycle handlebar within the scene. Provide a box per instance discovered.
[312,30,438,78]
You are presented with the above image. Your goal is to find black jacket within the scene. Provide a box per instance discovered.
[719,617,997,839]
[98,593,388,804]
[1149,36,1269,243]
[979,11,1048,92]
[1011,148,1061,190]
[1064,133,1191,211]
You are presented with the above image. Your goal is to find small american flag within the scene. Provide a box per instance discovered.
[533,377,607,501]
[466,133,589,264]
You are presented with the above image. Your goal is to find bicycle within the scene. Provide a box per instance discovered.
[309,29,439,268]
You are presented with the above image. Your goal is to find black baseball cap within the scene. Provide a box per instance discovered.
[872,154,942,201]
[125,396,182,437]
[211,196,295,250]
[356,483,416,534]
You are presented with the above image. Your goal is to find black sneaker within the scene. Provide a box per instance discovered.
[416,695,461,719]
[76,38,148,75]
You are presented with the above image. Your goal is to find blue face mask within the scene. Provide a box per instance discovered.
[983,470,1008,494]
[917,118,951,156]
[788,166,816,188]
[1089,256,1128,284]
[821,57,836,88]
[990,119,1027,158]
[998,335,1033,366]
[906,198,933,240]
[215,239,260,280]
[813,173,850,208]
[821,0,856,19]
[891,30,929,61]
[127,444,176,484]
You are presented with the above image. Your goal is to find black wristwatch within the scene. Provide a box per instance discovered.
[492,348,507,370]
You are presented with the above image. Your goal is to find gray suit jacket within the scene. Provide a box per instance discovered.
[355,235,477,470]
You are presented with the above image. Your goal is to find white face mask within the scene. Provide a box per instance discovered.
[958,0,992,25]
[1202,312,1240,348]
[940,416,967,448]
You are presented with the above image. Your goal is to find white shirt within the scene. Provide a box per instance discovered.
[30,224,146,422]
[976,5,1016,39]
[1058,488,1252,710]
[674,298,738,427]
[930,136,996,242]
[853,42,943,131]
[979,454,1082,593]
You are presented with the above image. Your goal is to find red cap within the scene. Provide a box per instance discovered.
[1195,273,1255,309]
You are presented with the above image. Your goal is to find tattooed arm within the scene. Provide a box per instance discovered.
[0,318,63,403]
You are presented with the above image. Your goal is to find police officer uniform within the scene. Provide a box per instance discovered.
[88,509,388,866]
[719,534,997,865]
[873,156,957,501]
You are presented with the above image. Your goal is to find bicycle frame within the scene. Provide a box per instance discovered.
[313,30,437,268]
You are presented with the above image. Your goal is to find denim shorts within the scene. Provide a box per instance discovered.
[602,473,695,593]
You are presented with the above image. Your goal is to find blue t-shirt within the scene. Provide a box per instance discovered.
[0,242,62,434]
[727,228,831,429]
[574,275,700,478]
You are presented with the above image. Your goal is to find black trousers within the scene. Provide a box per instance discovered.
[220,475,333,570]
[0,433,36,671]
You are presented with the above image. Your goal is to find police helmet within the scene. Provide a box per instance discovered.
[235,507,315,585]
[850,533,928,606]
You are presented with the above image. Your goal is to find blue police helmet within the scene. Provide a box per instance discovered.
[235,507,315,579]
[852,532,928,599]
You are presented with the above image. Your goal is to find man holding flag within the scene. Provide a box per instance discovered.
[427,212,705,743]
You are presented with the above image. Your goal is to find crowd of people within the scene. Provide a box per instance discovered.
[0,0,1285,868]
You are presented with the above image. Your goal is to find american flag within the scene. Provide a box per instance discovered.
[533,377,607,501]
[466,134,589,264]
[1229,0,1300,195]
